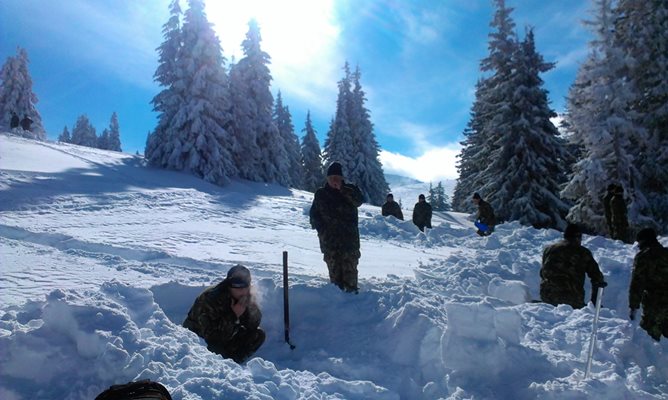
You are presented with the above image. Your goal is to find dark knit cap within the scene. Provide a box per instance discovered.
[326,162,343,177]
[564,223,582,240]
[636,228,658,247]
[227,265,251,288]
[472,192,481,200]
[418,194,425,200]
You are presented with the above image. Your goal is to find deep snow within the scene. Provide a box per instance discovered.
[1,133,667,400]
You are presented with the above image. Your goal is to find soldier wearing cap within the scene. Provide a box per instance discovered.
[183,265,264,362]
[310,161,364,292]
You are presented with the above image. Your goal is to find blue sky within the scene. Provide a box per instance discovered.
[0,0,592,182]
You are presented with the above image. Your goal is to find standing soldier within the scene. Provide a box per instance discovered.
[629,228,668,341]
[183,265,265,363]
[472,192,496,236]
[540,224,607,309]
[603,184,616,237]
[412,194,432,232]
[381,193,403,220]
[610,185,630,243]
[20,114,33,131]
[9,111,19,129]
[310,162,364,293]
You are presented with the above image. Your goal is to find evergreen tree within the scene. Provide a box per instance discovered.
[98,128,110,150]
[301,111,324,192]
[324,63,355,173]
[70,115,97,147]
[107,112,122,151]
[58,126,71,143]
[615,0,668,231]
[562,0,651,234]
[0,47,46,139]
[230,19,288,185]
[273,91,303,187]
[154,0,237,184]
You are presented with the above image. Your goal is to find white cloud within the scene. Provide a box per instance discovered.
[380,143,461,183]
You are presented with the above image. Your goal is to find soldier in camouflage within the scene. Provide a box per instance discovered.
[183,265,264,362]
[310,162,364,293]
[472,192,496,236]
[610,185,630,243]
[412,194,432,232]
[629,228,668,341]
[603,183,616,237]
[540,224,607,309]
[382,193,404,220]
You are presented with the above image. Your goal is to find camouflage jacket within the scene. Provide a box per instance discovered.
[629,243,668,311]
[540,240,605,303]
[610,194,628,228]
[412,201,432,228]
[476,199,497,227]
[382,200,404,220]
[183,280,262,345]
[310,182,364,253]
[603,192,614,226]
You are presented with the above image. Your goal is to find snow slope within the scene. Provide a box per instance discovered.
[1,133,667,400]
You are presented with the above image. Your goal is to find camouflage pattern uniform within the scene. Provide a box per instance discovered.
[382,200,404,220]
[610,191,630,243]
[540,239,605,309]
[629,242,668,341]
[603,187,615,236]
[476,199,497,236]
[183,281,264,362]
[412,201,432,232]
[310,182,364,291]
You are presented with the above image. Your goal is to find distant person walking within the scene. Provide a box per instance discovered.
[610,185,630,243]
[9,111,19,129]
[183,265,265,363]
[381,193,403,220]
[412,194,432,232]
[20,114,32,131]
[603,183,616,237]
[472,192,496,236]
[629,228,668,341]
[540,224,607,309]
[310,162,365,293]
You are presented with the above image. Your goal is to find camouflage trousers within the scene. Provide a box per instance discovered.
[540,283,585,309]
[640,308,668,341]
[207,327,266,363]
[324,249,361,292]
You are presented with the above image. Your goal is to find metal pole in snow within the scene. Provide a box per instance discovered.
[283,251,296,349]
[584,286,604,379]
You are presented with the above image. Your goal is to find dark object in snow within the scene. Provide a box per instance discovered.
[94,379,172,400]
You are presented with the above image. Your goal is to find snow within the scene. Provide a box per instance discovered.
[1,133,667,400]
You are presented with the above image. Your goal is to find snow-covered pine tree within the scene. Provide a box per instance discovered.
[107,112,122,151]
[230,20,288,185]
[615,0,668,232]
[301,111,324,192]
[98,128,110,150]
[158,0,237,185]
[70,115,97,148]
[146,0,182,168]
[0,47,46,139]
[273,91,303,188]
[348,66,389,206]
[324,63,356,176]
[58,126,71,143]
[562,0,650,234]
[485,28,570,229]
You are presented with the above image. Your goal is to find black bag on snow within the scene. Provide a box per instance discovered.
[94,379,172,400]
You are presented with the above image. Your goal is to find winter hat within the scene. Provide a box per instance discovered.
[418,194,425,200]
[387,193,394,199]
[636,228,658,248]
[614,185,624,194]
[326,162,343,177]
[472,192,481,200]
[227,265,251,288]
[564,224,582,240]
[607,183,617,192]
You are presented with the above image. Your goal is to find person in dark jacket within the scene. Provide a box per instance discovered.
[540,224,607,309]
[472,192,496,236]
[20,114,32,131]
[9,111,19,129]
[629,228,668,341]
[603,183,616,237]
[610,185,630,243]
[381,193,403,220]
[183,265,264,363]
[412,194,432,232]
[310,162,365,292]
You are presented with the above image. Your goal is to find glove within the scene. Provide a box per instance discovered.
[629,308,637,321]
[594,281,608,288]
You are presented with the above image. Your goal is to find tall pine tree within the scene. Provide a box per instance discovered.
[301,111,324,192]
[58,126,71,143]
[273,91,303,188]
[107,112,122,151]
[70,115,97,147]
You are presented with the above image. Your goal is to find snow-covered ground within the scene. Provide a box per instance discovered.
[1,133,667,400]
